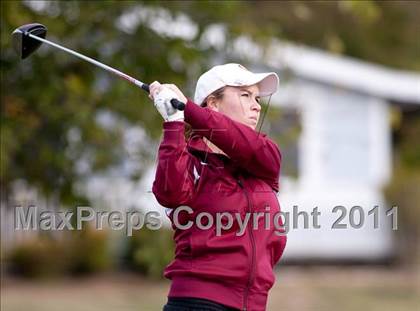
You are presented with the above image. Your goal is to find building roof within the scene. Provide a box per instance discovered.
[265,39,420,103]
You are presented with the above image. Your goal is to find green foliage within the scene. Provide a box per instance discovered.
[384,113,420,264]
[237,1,420,70]
[262,104,301,178]
[66,226,112,275]
[8,236,68,278]
[1,1,205,203]
[8,227,112,278]
[125,228,174,279]
[1,1,419,206]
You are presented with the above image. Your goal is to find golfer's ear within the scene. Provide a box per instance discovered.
[206,96,219,112]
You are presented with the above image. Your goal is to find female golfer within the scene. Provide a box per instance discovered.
[150,63,287,311]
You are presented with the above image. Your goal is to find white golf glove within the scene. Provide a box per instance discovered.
[154,87,185,122]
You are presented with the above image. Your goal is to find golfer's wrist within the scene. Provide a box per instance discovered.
[167,111,184,122]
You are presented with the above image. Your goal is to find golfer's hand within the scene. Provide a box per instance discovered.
[149,81,186,122]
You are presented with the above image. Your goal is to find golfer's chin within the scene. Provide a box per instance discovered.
[247,118,258,130]
[234,117,258,130]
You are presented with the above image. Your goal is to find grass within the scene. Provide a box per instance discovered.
[2,265,419,311]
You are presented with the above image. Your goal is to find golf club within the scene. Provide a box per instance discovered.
[12,23,185,110]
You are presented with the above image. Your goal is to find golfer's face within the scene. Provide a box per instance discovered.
[217,85,261,130]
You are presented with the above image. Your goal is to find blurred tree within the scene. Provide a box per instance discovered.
[1,1,211,204]
[124,227,174,279]
[385,111,420,265]
[8,226,111,278]
[1,0,419,206]
[235,0,420,70]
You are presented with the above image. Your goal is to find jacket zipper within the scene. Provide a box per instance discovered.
[237,178,256,311]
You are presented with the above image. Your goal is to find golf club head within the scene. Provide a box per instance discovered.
[12,23,47,59]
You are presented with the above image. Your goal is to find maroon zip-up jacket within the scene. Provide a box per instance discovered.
[152,100,287,311]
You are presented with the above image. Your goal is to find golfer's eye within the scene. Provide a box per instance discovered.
[255,97,261,104]
[241,93,250,98]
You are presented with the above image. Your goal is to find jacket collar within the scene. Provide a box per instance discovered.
[187,134,213,154]
[187,135,233,167]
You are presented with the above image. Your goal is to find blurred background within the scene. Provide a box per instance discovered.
[1,1,419,310]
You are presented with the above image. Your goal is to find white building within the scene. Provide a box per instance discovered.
[259,41,420,262]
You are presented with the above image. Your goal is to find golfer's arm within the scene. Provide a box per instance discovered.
[184,100,281,190]
[152,122,195,208]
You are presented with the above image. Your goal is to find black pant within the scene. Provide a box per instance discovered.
[163,297,240,311]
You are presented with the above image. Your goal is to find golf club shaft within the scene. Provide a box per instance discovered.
[20,30,185,110]
[25,31,150,93]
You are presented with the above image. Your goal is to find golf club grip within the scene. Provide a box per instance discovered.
[143,83,185,111]
[170,98,186,111]
[141,83,150,93]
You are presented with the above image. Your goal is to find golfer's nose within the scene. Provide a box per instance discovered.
[251,99,261,112]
